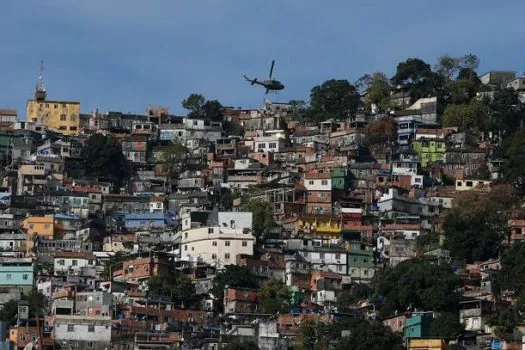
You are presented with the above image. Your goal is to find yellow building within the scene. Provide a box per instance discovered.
[296,215,342,238]
[22,215,54,250]
[408,338,449,350]
[26,66,80,135]
[27,99,80,135]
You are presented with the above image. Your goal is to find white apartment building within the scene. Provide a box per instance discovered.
[180,226,255,268]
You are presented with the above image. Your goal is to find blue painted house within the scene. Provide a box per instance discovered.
[404,312,433,339]
[0,257,35,291]
[123,212,166,230]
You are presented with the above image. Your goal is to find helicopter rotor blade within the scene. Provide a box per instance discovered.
[269,60,275,79]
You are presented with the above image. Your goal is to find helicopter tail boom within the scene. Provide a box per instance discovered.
[243,74,257,85]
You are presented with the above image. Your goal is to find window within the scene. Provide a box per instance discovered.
[67,325,74,332]
[88,260,94,265]
[59,126,67,130]
[466,181,473,187]
[225,253,230,259]
[319,252,325,259]
[212,254,217,259]
[225,241,230,247]
[60,115,67,121]
[184,245,187,251]
[268,142,277,149]
[58,259,65,266]
[308,180,314,185]
[70,126,77,131]
[242,241,248,247]
[88,325,95,332]
[54,104,58,109]
[72,260,78,266]
[212,241,217,247]
[321,180,328,186]
[6,274,11,280]
[44,224,50,229]
[208,228,214,234]
[457,181,463,186]
[23,274,28,280]
[335,253,341,260]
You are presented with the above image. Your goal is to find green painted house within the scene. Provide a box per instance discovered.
[413,139,446,167]
[404,313,433,339]
[331,167,348,190]
[347,241,375,282]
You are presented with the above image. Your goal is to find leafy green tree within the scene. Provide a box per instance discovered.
[81,133,130,190]
[258,279,291,314]
[202,99,223,121]
[333,319,404,350]
[374,259,461,316]
[0,291,48,323]
[182,94,224,121]
[212,265,258,297]
[442,100,488,130]
[502,127,525,195]
[249,200,277,239]
[148,274,199,308]
[444,209,506,263]
[392,58,443,101]
[444,187,515,263]
[182,93,206,117]
[488,88,525,135]
[435,55,461,80]
[500,242,525,296]
[366,72,393,112]
[429,312,464,338]
[336,284,372,310]
[307,79,360,122]
[158,141,189,193]
[488,308,519,341]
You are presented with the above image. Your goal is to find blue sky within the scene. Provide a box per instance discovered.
[1,1,525,117]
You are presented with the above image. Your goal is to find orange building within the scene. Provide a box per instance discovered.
[22,215,54,250]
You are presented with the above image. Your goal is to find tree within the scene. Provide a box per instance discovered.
[81,133,130,191]
[182,94,224,121]
[392,58,442,101]
[202,99,223,121]
[444,186,515,263]
[366,72,393,112]
[308,79,360,122]
[212,265,258,297]
[336,284,372,310]
[158,141,189,193]
[0,291,48,324]
[364,116,396,147]
[182,93,206,117]
[258,279,291,314]
[374,259,461,316]
[442,100,488,130]
[149,274,199,308]
[333,319,404,350]
[500,242,525,296]
[444,209,506,263]
[435,55,461,80]
[429,312,464,338]
[488,308,519,341]
[249,200,277,239]
[502,127,525,194]
[488,88,525,135]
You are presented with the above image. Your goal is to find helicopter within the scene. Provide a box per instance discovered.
[243,59,285,94]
